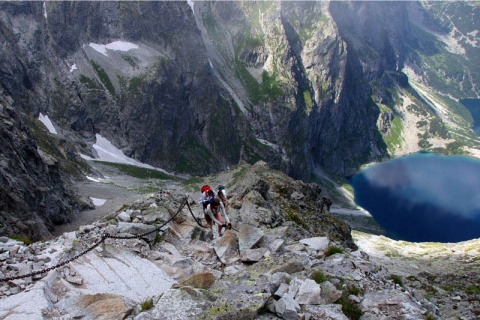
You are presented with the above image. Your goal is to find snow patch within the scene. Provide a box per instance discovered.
[43,2,47,19]
[90,197,107,206]
[257,138,278,150]
[38,113,57,134]
[69,63,77,73]
[85,176,101,183]
[81,134,169,174]
[89,41,139,57]
[187,0,194,13]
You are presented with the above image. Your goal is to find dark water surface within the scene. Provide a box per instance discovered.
[461,98,480,135]
[350,153,480,242]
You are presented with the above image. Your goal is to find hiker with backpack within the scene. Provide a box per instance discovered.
[198,185,215,213]
[205,198,231,239]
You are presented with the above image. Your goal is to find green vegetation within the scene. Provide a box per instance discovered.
[411,15,479,99]
[428,118,449,139]
[416,120,428,128]
[378,105,404,155]
[311,270,328,284]
[153,231,162,246]
[241,136,267,165]
[231,165,249,185]
[65,239,82,256]
[466,285,480,295]
[140,298,154,312]
[337,285,363,320]
[9,234,33,245]
[325,245,344,257]
[24,116,88,178]
[388,274,404,288]
[430,141,466,155]
[180,177,206,193]
[79,75,101,90]
[243,35,264,48]
[285,212,309,230]
[121,54,140,68]
[234,59,284,105]
[175,138,212,173]
[303,90,313,113]
[91,61,115,95]
[407,104,429,117]
[129,77,144,94]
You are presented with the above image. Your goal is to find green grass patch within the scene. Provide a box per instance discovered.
[388,274,404,288]
[303,90,313,113]
[466,285,480,295]
[79,74,101,90]
[325,245,344,257]
[234,58,284,105]
[121,54,140,68]
[9,234,33,245]
[140,298,154,312]
[337,285,363,320]
[91,61,115,95]
[380,107,404,155]
[311,270,328,284]
[129,76,144,94]
[285,212,309,230]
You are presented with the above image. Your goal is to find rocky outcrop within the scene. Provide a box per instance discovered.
[0,102,88,241]
[0,188,449,320]
[1,161,478,319]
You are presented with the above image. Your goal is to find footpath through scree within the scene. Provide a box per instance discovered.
[0,194,191,284]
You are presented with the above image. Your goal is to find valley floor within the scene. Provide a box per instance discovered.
[52,162,156,237]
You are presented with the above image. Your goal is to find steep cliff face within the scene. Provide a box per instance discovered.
[0,102,88,241]
[194,1,387,178]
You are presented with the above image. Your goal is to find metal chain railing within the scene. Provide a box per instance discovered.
[0,196,188,283]
[186,197,208,228]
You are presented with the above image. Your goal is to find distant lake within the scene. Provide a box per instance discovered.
[461,98,480,135]
[350,153,480,243]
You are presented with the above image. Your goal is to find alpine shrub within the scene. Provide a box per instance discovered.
[325,245,344,257]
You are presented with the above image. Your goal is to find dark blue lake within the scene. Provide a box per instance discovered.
[461,98,480,135]
[350,153,480,242]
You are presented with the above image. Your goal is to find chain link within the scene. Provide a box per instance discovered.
[0,197,187,283]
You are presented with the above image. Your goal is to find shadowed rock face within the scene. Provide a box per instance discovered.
[0,1,389,181]
[0,105,87,241]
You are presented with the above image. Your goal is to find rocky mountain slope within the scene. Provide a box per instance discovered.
[1,1,479,240]
[0,161,478,320]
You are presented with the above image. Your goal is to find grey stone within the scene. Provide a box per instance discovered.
[304,304,349,320]
[239,248,269,262]
[274,283,290,299]
[274,294,300,320]
[116,222,157,242]
[300,236,330,251]
[237,226,264,253]
[117,211,132,222]
[295,279,321,305]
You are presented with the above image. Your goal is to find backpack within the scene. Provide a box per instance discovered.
[201,185,211,194]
